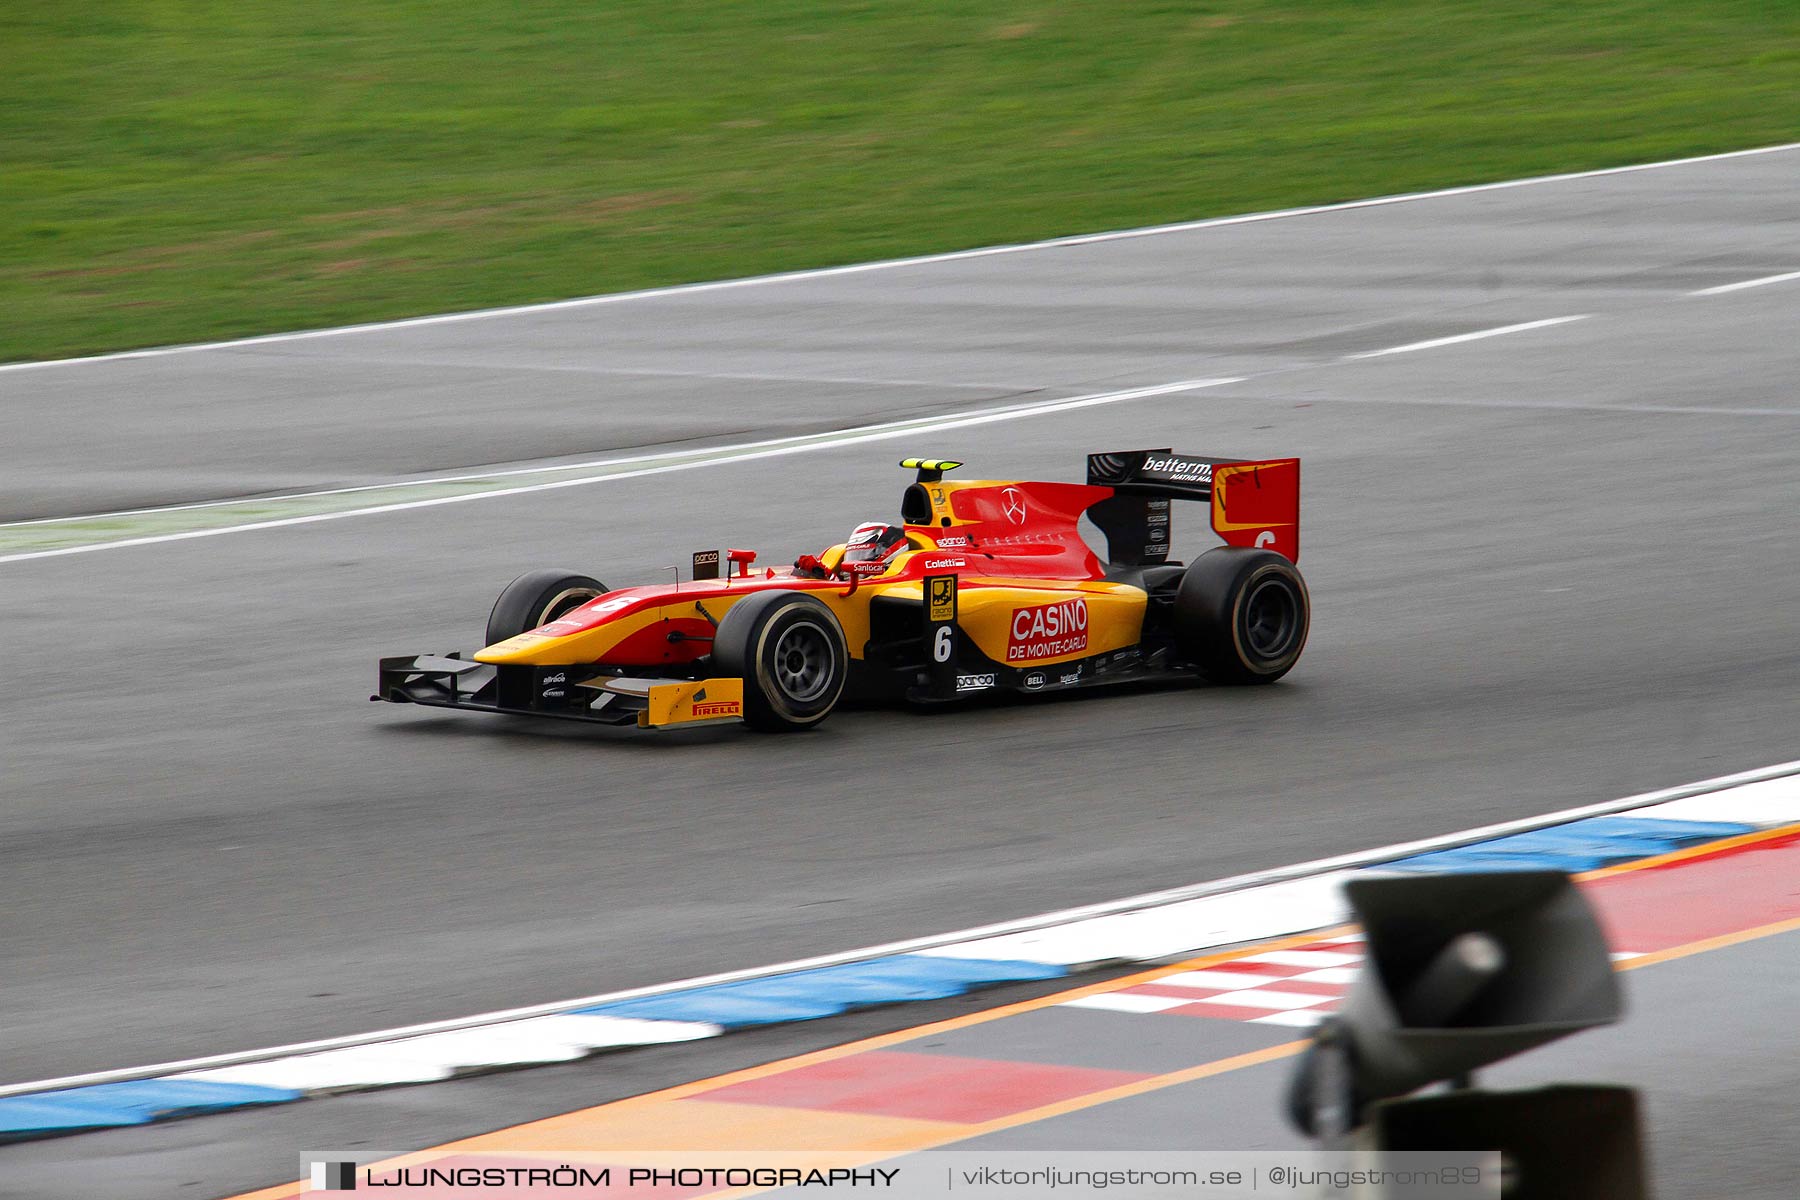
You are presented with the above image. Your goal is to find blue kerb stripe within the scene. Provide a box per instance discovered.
[0,1079,300,1137]
[578,954,1066,1027]
[1388,815,1755,874]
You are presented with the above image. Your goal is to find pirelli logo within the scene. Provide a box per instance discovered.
[692,700,740,718]
[927,575,956,623]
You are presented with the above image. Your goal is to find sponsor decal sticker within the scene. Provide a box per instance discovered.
[935,534,971,548]
[956,673,995,692]
[1001,487,1028,525]
[921,557,966,570]
[1007,597,1089,661]
[927,576,956,623]
[1141,456,1215,484]
[1024,671,1047,690]
[1059,670,1081,686]
[692,700,741,718]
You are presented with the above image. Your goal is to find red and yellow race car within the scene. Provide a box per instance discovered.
[375,449,1309,732]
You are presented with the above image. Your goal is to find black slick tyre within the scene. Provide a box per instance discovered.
[711,592,849,732]
[1174,547,1310,684]
[486,569,607,644]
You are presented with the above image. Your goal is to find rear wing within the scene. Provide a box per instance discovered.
[1085,448,1299,565]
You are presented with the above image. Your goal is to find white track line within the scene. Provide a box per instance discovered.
[3,141,1795,375]
[1690,269,1800,296]
[0,392,1040,530]
[0,378,1240,566]
[2,758,1794,1099]
[1348,315,1589,359]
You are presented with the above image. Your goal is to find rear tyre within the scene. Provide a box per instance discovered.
[486,569,607,644]
[1174,547,1310,684]
[711,592,849,732]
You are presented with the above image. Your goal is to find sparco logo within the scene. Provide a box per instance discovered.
[956,673,996,692]
[1142,456,1214,484]
[935,535,971,548]
[1007,598,1089,661]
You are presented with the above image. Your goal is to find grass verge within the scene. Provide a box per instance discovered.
[4,0,1797,361]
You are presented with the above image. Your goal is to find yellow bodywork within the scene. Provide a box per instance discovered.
[943,578,1143,666]
[474,535,1145,671]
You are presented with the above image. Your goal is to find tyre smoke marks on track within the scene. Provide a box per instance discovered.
[0,378,1241,566]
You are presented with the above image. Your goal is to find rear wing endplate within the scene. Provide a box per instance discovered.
[1085,448,1299,565]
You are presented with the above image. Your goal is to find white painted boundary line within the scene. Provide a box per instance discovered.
[3,141,1795,375]
[4,758,1795,1100]
[0,377,1241,567]
[1346,315,1588,359]
[1691,269,1800,296]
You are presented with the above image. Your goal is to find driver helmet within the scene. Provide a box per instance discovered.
[842,521,909,569]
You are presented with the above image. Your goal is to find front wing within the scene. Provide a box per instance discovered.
[374,655,746,729]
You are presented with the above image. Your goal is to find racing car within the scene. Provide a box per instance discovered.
[375,449,1309,732]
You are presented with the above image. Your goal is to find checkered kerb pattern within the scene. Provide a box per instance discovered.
[1059,935,1365,1028]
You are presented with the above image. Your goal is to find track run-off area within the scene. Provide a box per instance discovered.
[1,144,1796,1195]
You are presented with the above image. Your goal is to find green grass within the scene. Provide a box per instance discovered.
[4,1,1797,362]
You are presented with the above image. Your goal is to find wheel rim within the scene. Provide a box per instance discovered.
[771,620,834,703]
[1243,577,1301,660]
[535,588,600,627]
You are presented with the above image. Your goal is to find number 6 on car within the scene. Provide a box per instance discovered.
[375,449,1309,733]
[925,573,958,696]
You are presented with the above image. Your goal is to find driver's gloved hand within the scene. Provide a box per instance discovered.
[792,554,829,579]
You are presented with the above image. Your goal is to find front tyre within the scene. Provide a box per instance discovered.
[1174,547,1310,684]
[486,569,607,644]
[711,592,849,732]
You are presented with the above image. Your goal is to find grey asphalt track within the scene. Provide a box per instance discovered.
[1,147,1797,1193]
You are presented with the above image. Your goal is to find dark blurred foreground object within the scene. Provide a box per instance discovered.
[1371,1084,1647,1200]
[1285,870,1649,1199]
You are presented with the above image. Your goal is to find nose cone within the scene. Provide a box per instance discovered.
[473,633,560,665]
